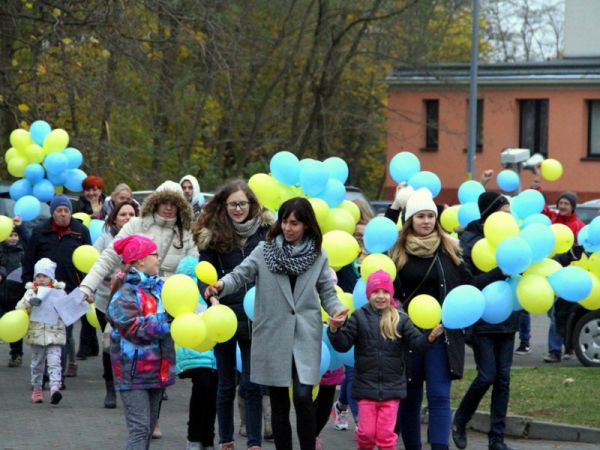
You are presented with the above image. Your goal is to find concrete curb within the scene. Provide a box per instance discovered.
[420,407,600,444]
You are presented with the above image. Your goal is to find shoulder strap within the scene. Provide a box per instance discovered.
[158,230,177,277]
[403,251,439,304]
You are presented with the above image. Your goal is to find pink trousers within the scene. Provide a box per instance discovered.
[356,399,400,450]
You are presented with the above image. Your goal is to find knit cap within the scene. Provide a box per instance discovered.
[366,270,394,298]
[50,194,72,214]
[404,188,438,222]
[478,191,510,222]
[34,258,57,279]
[113,235,158,264]
[557,192,577,211]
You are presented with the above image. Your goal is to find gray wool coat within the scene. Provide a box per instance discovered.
[220,241,343,387]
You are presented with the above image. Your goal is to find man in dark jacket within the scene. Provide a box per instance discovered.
[452,191,518,450]
[22,194,91,380]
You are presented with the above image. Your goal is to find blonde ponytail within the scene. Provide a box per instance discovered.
[380,306,401,340]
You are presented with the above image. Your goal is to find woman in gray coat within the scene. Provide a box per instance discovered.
[207,197,348,450]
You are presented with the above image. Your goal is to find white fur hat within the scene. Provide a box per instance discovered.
[34,258,56,280]
[156,180,183,195]
[404,188,437,221]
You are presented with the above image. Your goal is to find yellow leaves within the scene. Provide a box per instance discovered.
[177,44,190,62]
[89,36,100,45]
[17,104,30,113]
[194,31,207,43]
[52,8,61,17]
[101,49,111,59]
[62,37,72,45]
[23,1,33,9]
[11,58,18,67]
[19,120,28,129]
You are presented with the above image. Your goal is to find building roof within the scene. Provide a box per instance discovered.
[387,58,600,86]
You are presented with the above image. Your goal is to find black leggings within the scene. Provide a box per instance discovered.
[96,310,113,382]
[314,385,337,436]
[186,368,218,446]
[269,361,317,450]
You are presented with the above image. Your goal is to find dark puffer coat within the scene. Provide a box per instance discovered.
[328,304,432,401]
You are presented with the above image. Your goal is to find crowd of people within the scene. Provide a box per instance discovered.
[0,167,587,450]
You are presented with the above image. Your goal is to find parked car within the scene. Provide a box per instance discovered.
[562,305,600,367]
[576,199,600,224]
[370,200,392,216]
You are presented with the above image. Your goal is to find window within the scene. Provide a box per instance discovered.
[519,99,548,156]
[588,100,600,156]
[424,99,439,150]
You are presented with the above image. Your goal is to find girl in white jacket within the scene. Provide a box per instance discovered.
[16,258,66,405]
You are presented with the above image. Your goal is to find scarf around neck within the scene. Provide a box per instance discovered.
[405,232,441,258]
[232,215,261,241]
[263,234,317,275]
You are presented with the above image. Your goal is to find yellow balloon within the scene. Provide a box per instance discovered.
[339,200,361,224]
[72,212,91,227]
[202,304,237,343]
[72,245,100,273]
[195,261,218,286]
[0,215,14,242]
[162,274,199,317]
[309,198,330,230]
[278,182,297,204]
[194,338,217,352]
[54,185,64,194]
[322,208,356,234]
[570,252,589,271]
[339,292,355,315]
[483,212,520,247]
[321,306,329,323]
[171,313,207,348]
[523,258,562,277]
[322,231,360,268]
[43,128,69,153]
[360,253,397,281]
[408,294,441,329]
[4,147,18,163]
[550,223,574,254]
[579,273,600,310]
[10,128,31,150]
[25,144,44,163]
[86,304,101,329]
[471,238,498,272]
[0,309,29,343]
[7,156,28,178]
[516,275,554,314]
[541,159,563,181]
[440,205,460,233]
[248,173,281,210]
[587,252,600,279]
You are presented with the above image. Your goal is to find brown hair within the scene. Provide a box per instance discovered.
[193,179,261,253]
[104,199,140,234]
[108,264,132,302]
[389,217,462,270]
[267,197,322,251]
[352,198,374,224]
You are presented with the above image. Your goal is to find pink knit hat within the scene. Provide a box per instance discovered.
[366,270,394,298]
[113,235,158,264]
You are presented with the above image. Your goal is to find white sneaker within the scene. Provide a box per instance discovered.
[332,401,349,430]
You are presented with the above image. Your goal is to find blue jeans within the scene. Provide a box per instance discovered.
[454,333,515,443]
[398,338,452,449]
[547,306,564,356]
[518,311,531,343]
[0,302,23,357]
[215,337,262,447]
[338,365,359,421]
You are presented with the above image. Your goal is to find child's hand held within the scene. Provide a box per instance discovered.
[428,324,444,342]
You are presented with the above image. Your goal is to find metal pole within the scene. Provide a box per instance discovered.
[467,0,480,180]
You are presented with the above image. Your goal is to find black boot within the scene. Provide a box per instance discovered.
[104,380,117,409]
[452,417,467,450]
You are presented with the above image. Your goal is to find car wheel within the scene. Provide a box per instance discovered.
[573,310,600,367]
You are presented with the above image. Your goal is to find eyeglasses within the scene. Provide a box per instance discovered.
[226,201,250,210]
[148,253,159,257]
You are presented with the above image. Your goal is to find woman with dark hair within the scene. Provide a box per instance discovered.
[206,197,348,450]
[193,179,274,450]
[92,199,140,408]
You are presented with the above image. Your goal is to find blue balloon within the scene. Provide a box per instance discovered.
[458,202,481,227]
[408,171,442,197]
[442,285,485,329]
[236,344,242,372]
[481,281,514,324]
[389,151,420,183]
[318,178,346,208]
[44,152,68,174]
[458,180,485,204]
[33,179,55,202]
[364,216,398,254]
[320,342,331,376]
[588,217,600,246]
[323,157,349,184]
[9,179,32,200]
[89,219,105,245]
[29,120,51,146]
[299,159,329,196]
[519,223,555,263]
[548,267,593,302]
[47,170,66,186]
[64,169,87,192]
[352,278,367,309]
[270,151,300,186]
[511,189,545,219]
[63,147,83,170]
[14,195,41,221]
[496,170,520,192]
[338,346,354,368]
[243,287,255,321]
[496,236,532,276]
[24,163,45,184]
[521,213,552,228]
[508,276,523,311]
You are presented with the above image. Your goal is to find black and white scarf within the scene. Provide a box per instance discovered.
[263,235,317,275]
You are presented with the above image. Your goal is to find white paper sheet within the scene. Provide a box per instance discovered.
[29,287,62,325]
[53,288,90,326]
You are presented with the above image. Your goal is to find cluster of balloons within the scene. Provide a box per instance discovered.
[4,121,87,222]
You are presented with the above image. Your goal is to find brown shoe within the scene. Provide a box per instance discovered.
[220,443,235,450]
[65,362,78,377]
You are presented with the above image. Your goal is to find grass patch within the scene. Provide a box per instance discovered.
[450,367,600,428]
